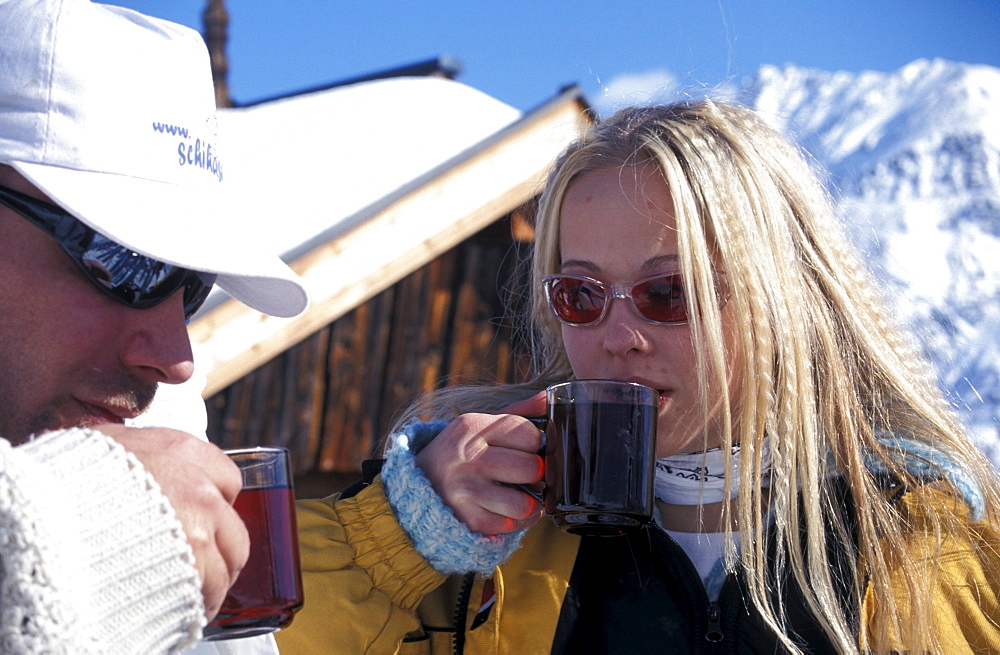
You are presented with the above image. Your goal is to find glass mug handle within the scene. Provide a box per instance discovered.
[503,415,547,504]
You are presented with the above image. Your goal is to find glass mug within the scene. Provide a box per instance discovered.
[203,447,304,640]
[517,379,658,537]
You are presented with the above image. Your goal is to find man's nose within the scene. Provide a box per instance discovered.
[118,291,195,385]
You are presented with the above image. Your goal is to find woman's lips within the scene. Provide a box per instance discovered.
[608,378,670,410]
[617,379,669,408]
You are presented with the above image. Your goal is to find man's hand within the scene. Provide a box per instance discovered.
[97,425,249,620]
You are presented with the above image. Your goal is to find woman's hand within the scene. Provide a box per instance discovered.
[415,393,547,535]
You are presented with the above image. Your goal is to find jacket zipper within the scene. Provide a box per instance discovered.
[452,572,475,655]
[706,602,724,643]
[658,529,733,652]
[705,575,737,650]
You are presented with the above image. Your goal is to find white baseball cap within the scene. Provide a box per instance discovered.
[0,0,309,318]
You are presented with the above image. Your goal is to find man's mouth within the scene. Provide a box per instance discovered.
[75,399,138,425]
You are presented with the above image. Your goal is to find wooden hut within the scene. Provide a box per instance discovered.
[189,68,592,496]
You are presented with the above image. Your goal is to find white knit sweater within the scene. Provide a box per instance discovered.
[0,428,205,654]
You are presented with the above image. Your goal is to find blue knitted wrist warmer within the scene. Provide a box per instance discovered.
[381,421,526,576]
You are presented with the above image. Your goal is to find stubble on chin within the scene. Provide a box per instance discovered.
[3,378,158,447]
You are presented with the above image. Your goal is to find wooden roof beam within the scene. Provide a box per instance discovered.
[190,86,592,396]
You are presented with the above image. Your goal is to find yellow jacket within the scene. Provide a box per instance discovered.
[277,476,579,654]
[277,477,1000,654]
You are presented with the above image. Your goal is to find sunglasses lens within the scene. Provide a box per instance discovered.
[632,274,687,323]
[79,233,213,320]
[0,183,213,319]
[546,276,606,324]
[80,235,185,301]
[182,273,216,320]
[81,241,175,297]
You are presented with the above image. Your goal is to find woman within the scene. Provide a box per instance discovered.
[277,100,1000,654]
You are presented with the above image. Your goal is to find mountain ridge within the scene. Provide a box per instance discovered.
[743,59,1000,463]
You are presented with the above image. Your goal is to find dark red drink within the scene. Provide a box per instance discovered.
[204,484,303,639]
[545,395,657,536]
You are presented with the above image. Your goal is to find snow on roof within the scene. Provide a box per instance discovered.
[190,75,590,395]
[219,75,522,258]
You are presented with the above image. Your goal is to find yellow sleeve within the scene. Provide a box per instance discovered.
[276,477,447,655]
[861,489,1000,653]
[927,519,1000,652]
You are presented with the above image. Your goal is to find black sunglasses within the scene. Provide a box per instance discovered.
[0,183,215,322]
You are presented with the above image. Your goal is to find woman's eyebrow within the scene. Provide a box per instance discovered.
[640,255,680,272]
[558,258,597,272]
[559,254,681,274]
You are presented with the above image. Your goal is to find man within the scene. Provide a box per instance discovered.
[0,0,308,652]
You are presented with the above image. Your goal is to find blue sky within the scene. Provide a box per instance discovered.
[112,1,1000,113]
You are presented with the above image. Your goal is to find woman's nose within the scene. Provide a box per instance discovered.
[600,297,653,356]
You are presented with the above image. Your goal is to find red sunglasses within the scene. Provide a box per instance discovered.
[543,273,696,326]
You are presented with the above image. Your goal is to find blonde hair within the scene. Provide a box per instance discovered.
[393,100,1000,653]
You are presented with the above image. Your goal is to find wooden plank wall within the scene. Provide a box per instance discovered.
[204,213,534,496]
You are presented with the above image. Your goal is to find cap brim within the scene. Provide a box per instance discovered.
[13,161,308,318]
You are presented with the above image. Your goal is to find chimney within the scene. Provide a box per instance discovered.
[202,0,232,108]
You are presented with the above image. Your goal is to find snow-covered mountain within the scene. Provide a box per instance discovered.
[743,59,1000,464]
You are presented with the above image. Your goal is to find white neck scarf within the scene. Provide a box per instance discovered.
[654,439,771,505]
